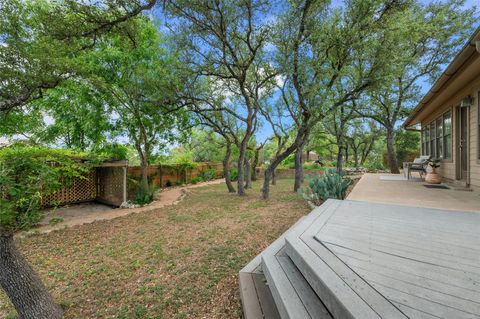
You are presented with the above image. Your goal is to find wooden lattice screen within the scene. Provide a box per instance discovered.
[96,166,126,206]
[41,171,97,207]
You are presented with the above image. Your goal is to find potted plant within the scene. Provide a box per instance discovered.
[425,158,442,184]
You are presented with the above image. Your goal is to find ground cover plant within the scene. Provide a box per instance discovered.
[0,179,310,318]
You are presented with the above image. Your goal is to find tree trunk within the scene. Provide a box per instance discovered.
[386,128,399,174]
[251,148,260,181]
[294,144,304,193]
[0,234,63,319]
[345,144,349,164]
[140,158,149,193]
[237,146,247,196]
[272,169,277,185]
[245,159,252,189]
[223,143,236,193]
[336,147,344,173]
[353,149,359,168]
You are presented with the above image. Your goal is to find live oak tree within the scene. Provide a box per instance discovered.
[0,0,158,113]
[167,0,277,196]
[345,119,382,168]
[0,147,93,319]
[261,0,403,199]
[356,0,475,173]
[90,18,190,194]
[323,99,359,172]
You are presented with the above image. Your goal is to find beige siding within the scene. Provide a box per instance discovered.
[470,87,480,188]
[421,74,480,188]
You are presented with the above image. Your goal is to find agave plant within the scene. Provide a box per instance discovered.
[298,168,351,206]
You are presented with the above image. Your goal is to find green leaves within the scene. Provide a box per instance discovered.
[298,169,351,205]
[0,146,94,234]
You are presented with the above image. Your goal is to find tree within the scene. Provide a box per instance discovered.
[357,0,475,173]
[190,95,242,193]
[0,0,157,113]
[0,147,93,319]
[167,0,277,195]
[261,0,404,199]
[90,18,190,193]
[346,119,382,168]
[31,80,113,150]
[323,100,359,172]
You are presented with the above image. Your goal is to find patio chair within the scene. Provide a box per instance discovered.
[403,156,430,179]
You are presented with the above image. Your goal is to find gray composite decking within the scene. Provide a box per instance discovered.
[240,199,480,319]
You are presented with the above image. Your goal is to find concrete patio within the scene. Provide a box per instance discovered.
[347,173,480,213]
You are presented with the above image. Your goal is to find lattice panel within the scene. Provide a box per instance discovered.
[97,167,125,207]
[42,171,97,207]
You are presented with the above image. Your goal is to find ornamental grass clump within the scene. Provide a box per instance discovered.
[298,168,351,206]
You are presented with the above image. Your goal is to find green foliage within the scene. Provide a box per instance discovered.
[298,169,351,206]
[302,162,324,170]
[364,159,385,172]
[279,154,295,169]
[199,169,216,181]
[428,158,441,169]
[135,187,155,205]
[229,168,238,182]
[94,144,129,161]
[0,146,92,234]
[394,129,420,164]
[190,176,203,184]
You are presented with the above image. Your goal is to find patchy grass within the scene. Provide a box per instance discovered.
[0,179,311,319]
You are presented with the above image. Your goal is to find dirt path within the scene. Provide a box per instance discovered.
[30,179,225,235]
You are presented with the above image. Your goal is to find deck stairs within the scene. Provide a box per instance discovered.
[239,199,480,319]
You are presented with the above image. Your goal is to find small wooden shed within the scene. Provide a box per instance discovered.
[41,160,128,208]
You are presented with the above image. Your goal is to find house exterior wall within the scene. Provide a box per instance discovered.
[420,74,480,189]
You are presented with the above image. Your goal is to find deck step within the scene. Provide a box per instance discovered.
[239,269,280,319]
[262,252,332,319]
[284,201,407,319]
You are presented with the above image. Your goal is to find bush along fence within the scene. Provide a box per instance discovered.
[127,162,224,200]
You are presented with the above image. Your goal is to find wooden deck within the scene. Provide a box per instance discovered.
[240,199,480,319]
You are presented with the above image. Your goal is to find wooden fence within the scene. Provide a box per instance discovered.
[127,162,224,199]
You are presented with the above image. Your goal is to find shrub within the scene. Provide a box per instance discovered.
[365,159,385,172]
[302,162,323,170]
[190,176,203,184]
[229,168,238,181]
[0,146,92,233]
[199,168,216,181]
[298,168,351,206]
[135,187,155,205]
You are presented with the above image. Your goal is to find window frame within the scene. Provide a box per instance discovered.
[422,109,452,160]
[443,111,452,161]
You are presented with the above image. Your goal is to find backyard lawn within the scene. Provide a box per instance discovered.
[0,179,310,319]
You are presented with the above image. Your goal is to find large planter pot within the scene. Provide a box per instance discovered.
[425,169,442,184]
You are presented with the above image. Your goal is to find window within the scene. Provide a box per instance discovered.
[430,122,436,158]
[436,117,443,159]
[425,126,430,155]
[443,111,452,159]
[422,111,452,159]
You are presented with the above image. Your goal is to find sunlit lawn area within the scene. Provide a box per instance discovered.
[0,179,309,319]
